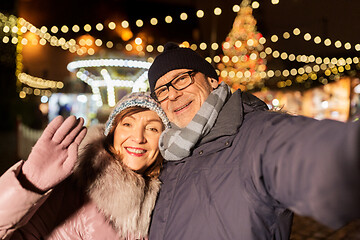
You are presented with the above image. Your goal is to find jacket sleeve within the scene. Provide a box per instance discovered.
[247,111,360,229]
[0,161,52,239]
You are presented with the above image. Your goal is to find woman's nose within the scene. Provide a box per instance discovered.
[131,128,146,143]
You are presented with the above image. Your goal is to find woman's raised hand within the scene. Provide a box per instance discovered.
[21,115,87,192]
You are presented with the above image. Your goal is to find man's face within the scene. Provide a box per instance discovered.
[155,69,218,128]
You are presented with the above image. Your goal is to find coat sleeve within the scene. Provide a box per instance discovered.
[246,111,360,229]
[0,161,52,239]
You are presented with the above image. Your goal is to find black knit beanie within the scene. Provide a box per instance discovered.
[148,42,218,93]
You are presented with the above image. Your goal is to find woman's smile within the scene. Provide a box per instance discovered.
[113,110,163,173]
[125,147,147,156]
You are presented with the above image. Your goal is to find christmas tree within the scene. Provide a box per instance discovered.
[217,0,266,91]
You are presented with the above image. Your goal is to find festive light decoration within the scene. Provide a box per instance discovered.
[17,18,81,53]
[19,86,53,98]
[15,20,24,95]
[2,13,359,60]
[1,0,359,99]
[67,58,151,107]
[17,72,64,98]
[18,72,64,89]
[269,27,360,51]
[67,58,151,72]
[1,5,359,55]
[218,0,267,91]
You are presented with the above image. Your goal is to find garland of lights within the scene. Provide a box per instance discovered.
[1,13,359,59]
[2,23,358,55]
[12,44,360,97]
[2,5,360,55]
[268,28,360,51]
[1,0,359,98]
[18,72,64,89]
[10,45,360,97]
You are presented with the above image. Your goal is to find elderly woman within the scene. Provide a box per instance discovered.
[0,92,170,240]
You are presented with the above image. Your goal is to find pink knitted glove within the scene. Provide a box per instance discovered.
[21,115,87,192]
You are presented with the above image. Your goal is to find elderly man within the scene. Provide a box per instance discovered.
[147,42,360,239]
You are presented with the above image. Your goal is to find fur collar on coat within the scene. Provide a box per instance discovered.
[73,125,161,239]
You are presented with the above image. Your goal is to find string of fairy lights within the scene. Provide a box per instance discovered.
[1,0,360,101]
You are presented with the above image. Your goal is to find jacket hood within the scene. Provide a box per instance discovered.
[73,125,161,239]
[241,90,269,112]
[200,90,268,145]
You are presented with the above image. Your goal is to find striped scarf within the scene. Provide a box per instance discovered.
[159,82,231,161]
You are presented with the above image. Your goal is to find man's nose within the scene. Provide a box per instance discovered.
[168,86,181,100]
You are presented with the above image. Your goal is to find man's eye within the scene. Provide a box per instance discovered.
[156,88,167,96]
[172,75,189,86]
[174,75,188,82]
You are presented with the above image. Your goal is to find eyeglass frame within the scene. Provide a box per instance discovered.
[151,70,197,102]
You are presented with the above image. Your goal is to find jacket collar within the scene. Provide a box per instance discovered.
[73,126,161,239]
[199,90,268,145]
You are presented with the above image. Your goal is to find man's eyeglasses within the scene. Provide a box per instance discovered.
[151,70,197,102]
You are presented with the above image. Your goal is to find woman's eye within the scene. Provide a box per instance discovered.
[122,122,131,127]
[147,127,159,133]
[151,128,159,132]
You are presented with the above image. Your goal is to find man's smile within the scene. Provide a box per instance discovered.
[174,101,193,113]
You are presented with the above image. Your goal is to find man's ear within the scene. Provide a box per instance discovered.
[208,77,219,89]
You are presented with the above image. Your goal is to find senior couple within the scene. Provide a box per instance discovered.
[0,42,359,240]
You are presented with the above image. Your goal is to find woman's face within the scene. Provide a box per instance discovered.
[113,110,163,173]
